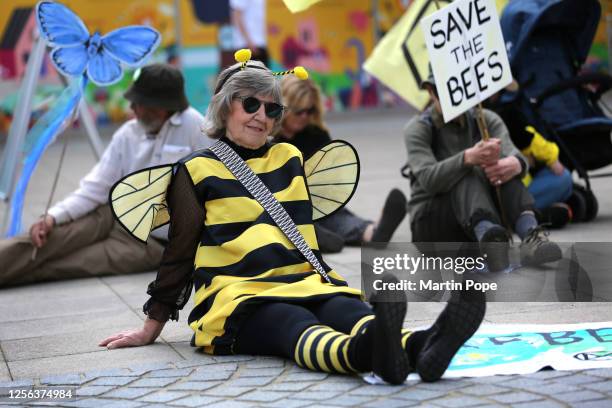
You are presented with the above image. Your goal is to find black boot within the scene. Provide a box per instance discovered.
[407,288,486,382]
[369,274,410,385]
[371,188,408,243]
[315,224,344,253]
[479,225,510,272]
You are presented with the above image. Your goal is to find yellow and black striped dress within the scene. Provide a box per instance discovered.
[182,140,361,355]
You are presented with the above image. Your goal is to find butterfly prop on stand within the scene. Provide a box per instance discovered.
[6,1,160,237]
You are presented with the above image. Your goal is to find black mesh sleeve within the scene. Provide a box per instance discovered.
[143,164,204,322]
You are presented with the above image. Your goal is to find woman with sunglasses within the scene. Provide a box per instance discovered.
[274,76,408,253]
[100,57,485,385]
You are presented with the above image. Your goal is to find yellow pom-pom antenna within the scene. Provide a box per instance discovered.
[293,66,308,80]
[235,49,251,63]
[234,49,252,70]
[272,66,309,80]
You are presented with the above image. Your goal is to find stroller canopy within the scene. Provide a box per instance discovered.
[501,0,601,67]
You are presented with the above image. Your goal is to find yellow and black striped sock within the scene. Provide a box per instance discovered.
[293,325,357,374]
[401,328,412,349]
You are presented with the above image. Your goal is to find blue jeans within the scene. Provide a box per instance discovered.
[528,168,573,210]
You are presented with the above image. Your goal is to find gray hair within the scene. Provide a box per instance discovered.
[204,60,283,139]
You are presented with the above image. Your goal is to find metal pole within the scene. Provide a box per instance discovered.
[0,35,46,234]
[78,99,104,159]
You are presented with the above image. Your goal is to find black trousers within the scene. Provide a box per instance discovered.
[412,168,535,242]
[233,295,372,358]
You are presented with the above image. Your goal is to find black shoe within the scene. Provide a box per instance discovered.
[479,225,510,272]
[537,203,572,229]
[371,188,408,243]
[369,274,410,385]
[315,225,344,253]
[520,226,562,266]
[415,288,486,382]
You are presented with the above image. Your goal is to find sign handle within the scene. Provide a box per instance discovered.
[475,103,512,234]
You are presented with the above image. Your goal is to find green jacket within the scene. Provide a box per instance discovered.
[403,107,527,220]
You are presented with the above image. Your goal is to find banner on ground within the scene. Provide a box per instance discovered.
[365,322,612,383]
[420,0,512,122]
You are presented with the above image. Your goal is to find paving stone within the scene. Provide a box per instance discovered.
[586,368,612,378]
[244,358,285,368]
[40,374,84,385]
[512,401,566,408]
[556,390,606,403]
[128,377,178,388]
[459,384,510,396]
[95,401,145,408]
[166,395,223,407]
[362,398,419,408]
[320,395,374,406]
[136,391,190,403]
[431,396,487,407]
[308,381,361,392]
[227,376,275,387]
[582,381,612,393]
[493,377,549,389]
[187,369,234,381]
[212,355,255,363]
[260,399,313,408]
[238,367,285,377]
[349,384,404,397]
[393,388,448,401]
[103,387,154,399]
[75,385,114,397]
[567,400,612,408]
[145,368,193,378]
[167,381,223,392]
[205,401,254,408]
[520,382,581,394]
[203,385,254,397]
[88,376,135,386]
[419,380,474,391]
[238,390,291,402]
[281,372,328,382]
[174,357,218,368]
[65,397,114,407]
[490,391,544,404]
[261,382,313,392]
[292,390,342,401]
[0,379,33,387]
[127,363,172,376]
[83,368,135,380]
[559,373,607,385]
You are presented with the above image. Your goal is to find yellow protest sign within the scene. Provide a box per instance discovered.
[282,0,324,13]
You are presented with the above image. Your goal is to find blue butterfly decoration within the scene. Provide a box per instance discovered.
[36,1,160,86]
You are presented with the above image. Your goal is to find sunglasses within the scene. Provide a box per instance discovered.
[292,106,317,116]
[237,96,284,119]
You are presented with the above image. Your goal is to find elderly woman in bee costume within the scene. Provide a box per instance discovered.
[100,50,485,384]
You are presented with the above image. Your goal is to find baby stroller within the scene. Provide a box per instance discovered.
[499,0,612,221]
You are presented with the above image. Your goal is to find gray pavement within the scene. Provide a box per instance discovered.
[0,109,611,407]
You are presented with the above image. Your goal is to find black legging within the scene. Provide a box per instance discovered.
[234,295,372,359]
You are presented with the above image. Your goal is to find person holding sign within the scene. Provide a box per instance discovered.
[404,71,562,270]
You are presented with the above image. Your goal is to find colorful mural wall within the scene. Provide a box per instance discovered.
[0,0,391,130]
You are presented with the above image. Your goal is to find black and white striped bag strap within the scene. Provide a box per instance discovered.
[210,140,332,283]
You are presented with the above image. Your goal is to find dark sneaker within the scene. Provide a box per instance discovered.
[315,224,344,253]
[369,274,410,385]
[537,203,572,229]
[415,287,486,382]
[371,188,408,243]
[479,225,510,272]
[520,226,562,266]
